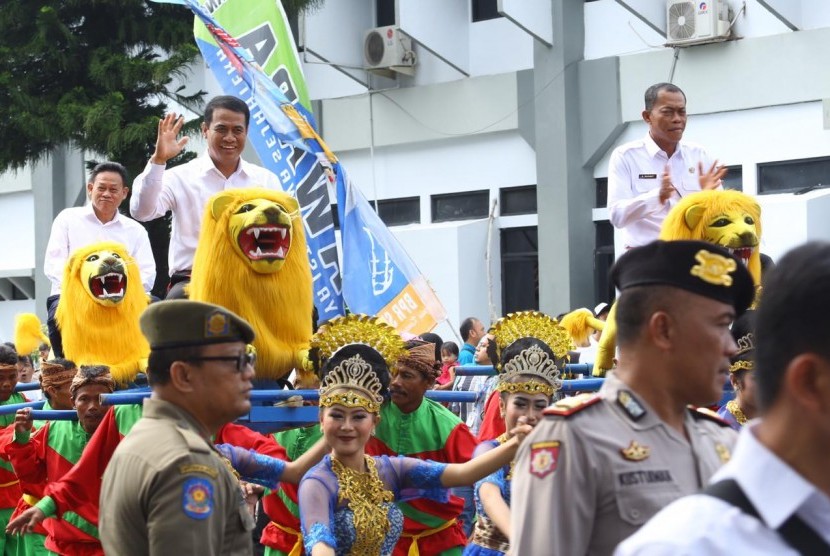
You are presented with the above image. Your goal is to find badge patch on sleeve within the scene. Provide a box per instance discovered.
[529,441,560,479]
[182,477,214,520]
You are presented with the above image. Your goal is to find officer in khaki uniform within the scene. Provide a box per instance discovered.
[99,300,257,555]
[510,240,755,556]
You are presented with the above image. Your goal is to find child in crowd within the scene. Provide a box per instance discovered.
[435,341,459,391]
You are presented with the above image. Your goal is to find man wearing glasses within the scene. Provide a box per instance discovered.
[99,300,258,555]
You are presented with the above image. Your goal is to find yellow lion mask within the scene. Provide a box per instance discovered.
[659,190,762,285]
[56,241,149,385]
[188,188,313,382]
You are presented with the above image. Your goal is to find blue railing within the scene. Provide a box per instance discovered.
[0,366,734,424]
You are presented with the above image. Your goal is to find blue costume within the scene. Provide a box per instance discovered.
[299,454,449,555]
[464,438,511,555]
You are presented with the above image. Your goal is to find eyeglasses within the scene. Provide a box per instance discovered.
[187,351,256,372]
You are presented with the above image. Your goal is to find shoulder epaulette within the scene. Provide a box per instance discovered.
[543,393,601,417]
[689,406,732,428]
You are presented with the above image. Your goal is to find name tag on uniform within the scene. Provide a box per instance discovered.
[638,173,657,179]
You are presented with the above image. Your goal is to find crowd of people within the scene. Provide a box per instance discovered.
[0,82,826,556]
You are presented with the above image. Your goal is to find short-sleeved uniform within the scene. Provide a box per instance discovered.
[99,398,254,556]
[509,372,737,556]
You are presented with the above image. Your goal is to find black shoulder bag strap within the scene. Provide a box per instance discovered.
[704,479,830,556]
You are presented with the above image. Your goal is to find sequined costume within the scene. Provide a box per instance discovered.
[299,454,449,555]
[367,398,476,555]
[464,438,511,556]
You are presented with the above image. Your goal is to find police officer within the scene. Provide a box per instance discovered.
[99,300,257,555]
[509,240,754,556]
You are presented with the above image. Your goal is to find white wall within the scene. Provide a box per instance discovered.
[0,192,35,271]
[337,130,536,204]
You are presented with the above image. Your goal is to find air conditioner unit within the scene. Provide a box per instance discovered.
[666,0,731,47]
[363,26,416,76]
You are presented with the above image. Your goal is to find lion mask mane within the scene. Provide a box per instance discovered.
[56,241,149,385]
[188,188,313,381]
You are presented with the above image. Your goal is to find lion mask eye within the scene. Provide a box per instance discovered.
[236,204,255,214]
[86,254,99,262]
[111,252,121,259]
[711,218,731,227]
[744,216,754,225]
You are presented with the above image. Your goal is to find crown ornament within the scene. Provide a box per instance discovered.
[735,332,754,357]
[490,312,573,396]
[311,314,406,413]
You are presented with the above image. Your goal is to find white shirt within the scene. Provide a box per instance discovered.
[607,134,714,251]
[130,153,282,276]
[615,422,830,555]
[44,205,156,295]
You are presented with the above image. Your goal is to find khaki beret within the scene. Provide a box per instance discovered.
[140,300,255,350]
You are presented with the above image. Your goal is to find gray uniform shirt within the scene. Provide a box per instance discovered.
[99,398,254,555]
[510,372,737,556]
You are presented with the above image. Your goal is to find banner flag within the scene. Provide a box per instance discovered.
[335,168,447,335]
[155,0,345,322]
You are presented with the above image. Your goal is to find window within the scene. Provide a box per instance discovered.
[431,190,490,223]
[500,185,537,216]
[377,197,420,226]
[595,177,608,208]
[501,227,538,313]
[376,0,395,26]
[722,165,743,192]
[472,0,501,22]
[594,221,615,306]
[758,156,830,195]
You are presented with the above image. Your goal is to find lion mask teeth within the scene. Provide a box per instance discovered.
[90,272,126,300]
[240,225,290,261]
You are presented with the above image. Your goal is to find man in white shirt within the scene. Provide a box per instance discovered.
[44,162,156,357]
[130,95,282,298]
[607,83,727,252]
[616,241,830,555]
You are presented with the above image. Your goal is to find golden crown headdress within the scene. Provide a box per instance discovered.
[311,314,406,413]
[729,331,755,373]
[490,312,574,397]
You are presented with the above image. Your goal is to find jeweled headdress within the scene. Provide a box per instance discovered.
[311,314,406,413]
[491,311,573,397]
[729,310,756,373]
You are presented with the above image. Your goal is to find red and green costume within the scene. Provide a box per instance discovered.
[31,404,142,555]
[5,418,101,555]
[0,393,29,556]
[259,425,322,556]
[367,398,477,556]
[31,402,289,554]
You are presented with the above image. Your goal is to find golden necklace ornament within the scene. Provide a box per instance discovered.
[726,399,747,426]
[496,433,515,481]
[331,455,394,555]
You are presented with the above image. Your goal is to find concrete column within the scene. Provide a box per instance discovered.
[535,0,595,315]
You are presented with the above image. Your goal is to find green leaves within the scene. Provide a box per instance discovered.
[0,0,204,176]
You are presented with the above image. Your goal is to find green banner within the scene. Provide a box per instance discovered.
[194,0,312,112]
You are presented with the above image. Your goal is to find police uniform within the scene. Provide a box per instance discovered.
[99,300,256,556]
[509,240,755,556]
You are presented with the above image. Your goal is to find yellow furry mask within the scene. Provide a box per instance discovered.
[56,241,149,385]
[189,188,313,382]
[212,195,299,274]
[659,190,762,285]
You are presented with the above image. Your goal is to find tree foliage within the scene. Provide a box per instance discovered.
[0,0,204,176]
